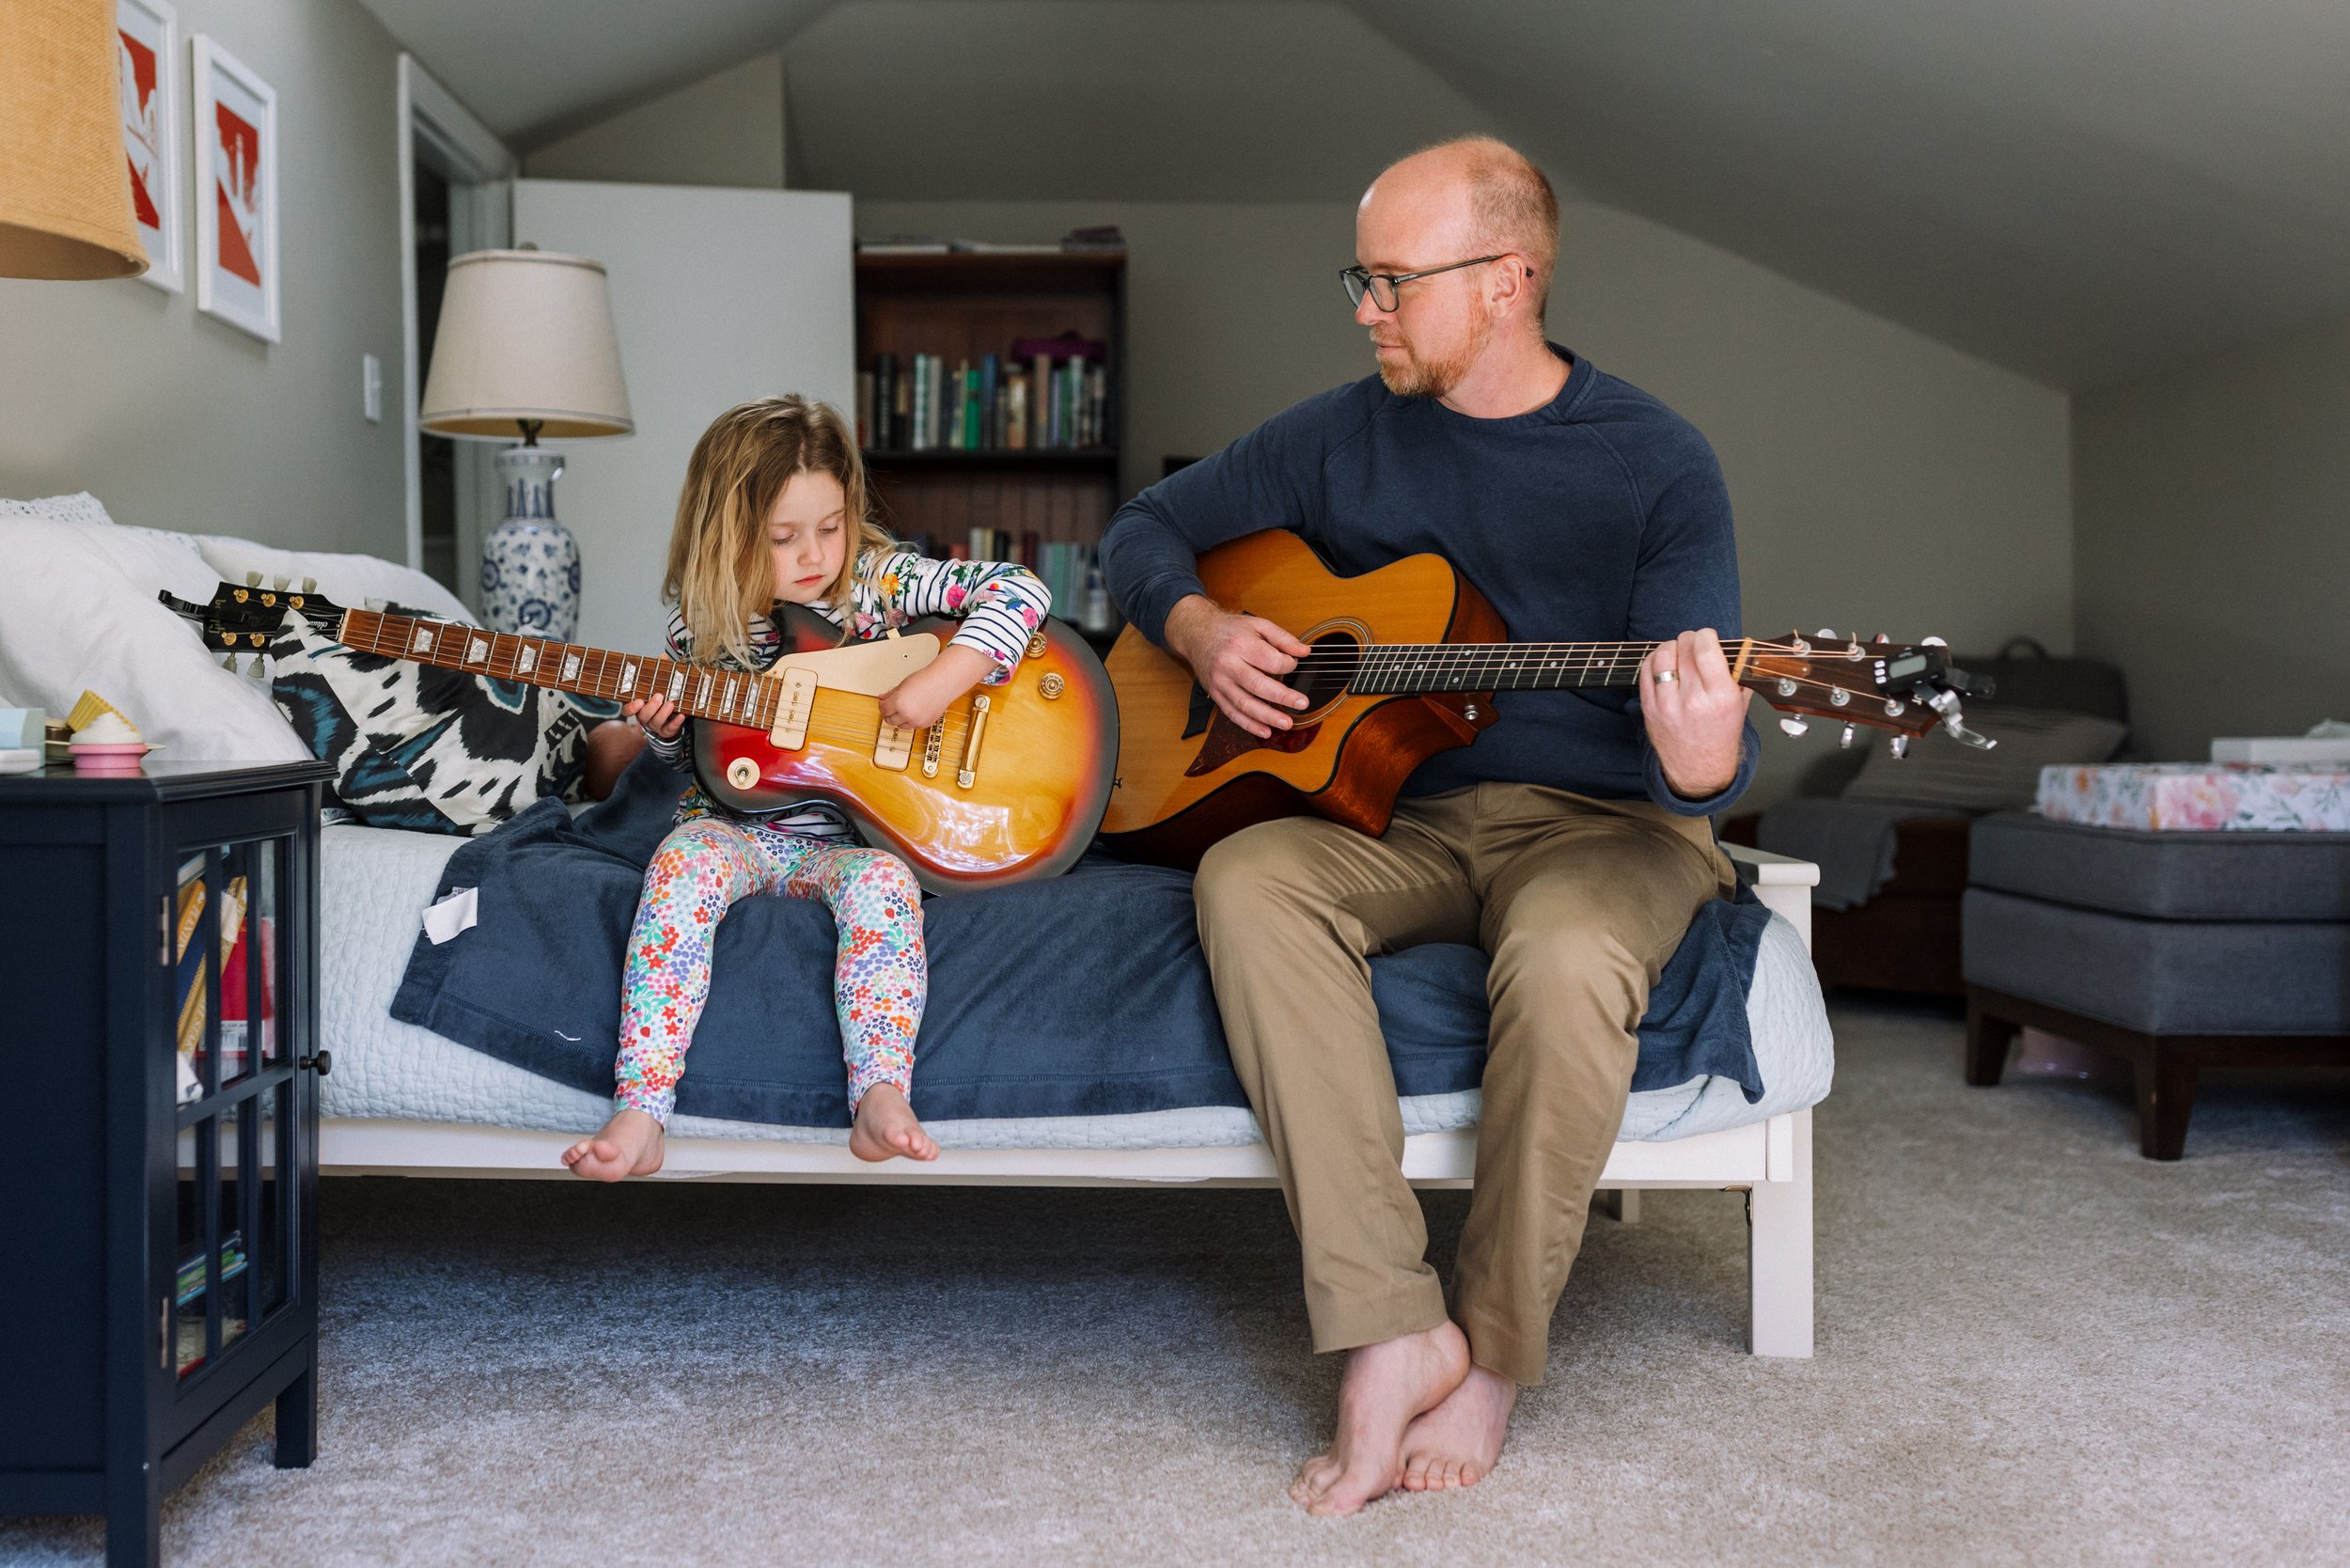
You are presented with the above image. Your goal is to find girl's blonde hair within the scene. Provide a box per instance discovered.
[663,395,893,667]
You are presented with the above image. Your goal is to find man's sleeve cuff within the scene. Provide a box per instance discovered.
[1645,724,1759,816]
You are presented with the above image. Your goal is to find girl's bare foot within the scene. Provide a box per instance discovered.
[560,1107,666,1181]
[848,1083,939,1162]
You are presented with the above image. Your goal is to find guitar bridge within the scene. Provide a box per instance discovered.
[921,722,943,778]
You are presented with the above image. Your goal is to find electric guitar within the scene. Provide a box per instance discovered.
[168,579,1119,893]
[1099,530,1994,870]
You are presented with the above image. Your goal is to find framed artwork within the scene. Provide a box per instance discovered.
[191,36,280,342]
[117,0,181,293]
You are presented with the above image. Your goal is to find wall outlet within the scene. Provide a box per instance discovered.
[362,353,384,424]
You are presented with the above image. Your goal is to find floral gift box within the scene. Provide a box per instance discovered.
[2037,762,2350,833]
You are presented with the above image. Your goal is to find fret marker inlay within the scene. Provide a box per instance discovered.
[563,652,583,681]
[619,661,637,694]
[468,637,489,665]
[411,628,431,653]
[517,646,536,673]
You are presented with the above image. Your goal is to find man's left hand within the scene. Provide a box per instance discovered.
[1639,629,1752,801]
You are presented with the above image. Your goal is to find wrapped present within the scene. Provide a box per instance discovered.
[2036,762,2350,832]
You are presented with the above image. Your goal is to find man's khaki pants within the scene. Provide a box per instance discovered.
[1192,782,1733,1386]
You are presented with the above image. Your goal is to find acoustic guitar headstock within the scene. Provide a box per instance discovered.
[1737,630,1998,758]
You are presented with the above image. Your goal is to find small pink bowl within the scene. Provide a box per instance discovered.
[70,741,156,775]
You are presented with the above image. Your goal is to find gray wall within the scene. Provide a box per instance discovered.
[2076,308,2350,760]
[523,55,786,189]
[0,0,408,557]
[866,197,2076,807]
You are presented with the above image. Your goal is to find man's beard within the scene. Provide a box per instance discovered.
[1372,310,1493,399]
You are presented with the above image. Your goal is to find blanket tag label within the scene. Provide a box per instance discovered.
[423,886,479,945]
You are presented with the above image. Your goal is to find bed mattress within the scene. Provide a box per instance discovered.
[321,824,1834,1151]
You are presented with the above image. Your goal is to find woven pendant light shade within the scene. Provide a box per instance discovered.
[0,0,147,279]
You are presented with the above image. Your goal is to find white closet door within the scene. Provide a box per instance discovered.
[512,180,855,656]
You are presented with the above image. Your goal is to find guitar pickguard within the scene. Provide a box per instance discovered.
[1184,711,1321,776]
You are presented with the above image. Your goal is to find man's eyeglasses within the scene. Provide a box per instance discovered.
[1340,255,1505,312]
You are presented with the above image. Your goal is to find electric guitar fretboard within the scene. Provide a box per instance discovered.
[337,608,787,728]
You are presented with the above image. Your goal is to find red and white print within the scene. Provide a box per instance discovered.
[116,0,180,292]
[192,36,279,342]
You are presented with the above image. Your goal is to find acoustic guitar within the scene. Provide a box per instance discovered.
[1099,530,1994,870]
[168,579,1118,893]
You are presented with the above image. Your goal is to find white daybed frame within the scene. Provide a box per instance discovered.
[321,844,1822,1357]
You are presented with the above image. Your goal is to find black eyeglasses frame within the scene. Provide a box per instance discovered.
[1340,254,1508,312]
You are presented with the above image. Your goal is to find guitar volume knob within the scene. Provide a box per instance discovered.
[1038,672,1065,699]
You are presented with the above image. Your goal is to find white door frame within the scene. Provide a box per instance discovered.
[397,55,516,581]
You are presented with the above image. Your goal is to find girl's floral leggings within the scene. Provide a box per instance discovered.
[613,813,924,1123]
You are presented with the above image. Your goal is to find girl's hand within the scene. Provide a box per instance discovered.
[879,645,996,730]
[623,695,685,741]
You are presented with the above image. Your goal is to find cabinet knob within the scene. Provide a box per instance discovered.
[300,1049,333,1078]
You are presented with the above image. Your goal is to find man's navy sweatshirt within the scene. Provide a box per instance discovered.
[1098,346,1758,816]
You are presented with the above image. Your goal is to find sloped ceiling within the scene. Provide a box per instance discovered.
[359,0,2350,388]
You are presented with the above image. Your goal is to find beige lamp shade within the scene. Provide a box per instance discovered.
[419,249,634,439]
[0,0,148,279]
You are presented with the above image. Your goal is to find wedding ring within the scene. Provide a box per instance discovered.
[1653,669,1679,684]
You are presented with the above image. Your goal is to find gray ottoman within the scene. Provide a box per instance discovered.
[1962,811,2350,1158]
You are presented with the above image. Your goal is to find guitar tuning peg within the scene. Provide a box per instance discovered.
[301,576,318,593]
[1872,632,1891,645]
[1778,715,1810,738]
[271,575,290,590]
[1814,627,1838,640]
[1889,735,1908,760]
[1920,635,1947,648]
[244,571,261,588]
[220,652,239,670]
[1840,723,1856,748]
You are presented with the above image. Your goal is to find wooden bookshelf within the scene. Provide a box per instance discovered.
[854,249,1127,556]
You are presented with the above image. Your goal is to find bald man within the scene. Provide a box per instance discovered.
[1100,137,1758,1514]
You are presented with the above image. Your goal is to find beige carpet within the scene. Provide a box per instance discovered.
[8,997,2350,1567]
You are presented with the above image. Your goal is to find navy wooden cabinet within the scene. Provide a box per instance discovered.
[0,759,333,1568]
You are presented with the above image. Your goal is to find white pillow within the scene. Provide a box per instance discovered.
[0,491,117,528]
[0,516,309,761]
[192,536,475,625]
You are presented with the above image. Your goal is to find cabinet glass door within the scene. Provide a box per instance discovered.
[168,837,290,1382]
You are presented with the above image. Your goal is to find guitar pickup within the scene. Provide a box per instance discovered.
[768,667,817,750]
[872,721,914,771]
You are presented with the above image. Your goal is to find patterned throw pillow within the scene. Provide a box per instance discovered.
[265,607,620,835]
[1841,706,2128,812]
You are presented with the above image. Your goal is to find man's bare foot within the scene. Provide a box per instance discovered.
[848,1083,939,1163]
[1289,1320,1469,1517]
[1400,1362,1515,1492]
[560,1107,666,1181]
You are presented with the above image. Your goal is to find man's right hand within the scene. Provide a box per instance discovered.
[1164,594,1314,739]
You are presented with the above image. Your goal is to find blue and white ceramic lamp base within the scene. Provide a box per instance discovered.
[481,445,582,640]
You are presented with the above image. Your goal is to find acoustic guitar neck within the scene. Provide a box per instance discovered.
[1336,638,1756,695]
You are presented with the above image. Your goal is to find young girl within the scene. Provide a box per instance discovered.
[561,396,1050,1179]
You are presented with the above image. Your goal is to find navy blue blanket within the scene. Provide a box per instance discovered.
[391,753,1766,1126]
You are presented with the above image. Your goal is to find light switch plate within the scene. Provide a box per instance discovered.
[362,353,384,423]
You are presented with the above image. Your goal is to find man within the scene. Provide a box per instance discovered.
[1098,136,1758,1515]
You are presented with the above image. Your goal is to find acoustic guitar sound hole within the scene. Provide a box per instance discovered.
[1283,630,1360,715]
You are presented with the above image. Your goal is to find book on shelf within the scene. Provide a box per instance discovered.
[860,333,1110,457]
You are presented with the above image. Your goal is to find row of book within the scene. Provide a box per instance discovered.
[857,348,1110,454]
